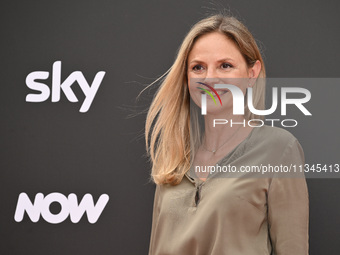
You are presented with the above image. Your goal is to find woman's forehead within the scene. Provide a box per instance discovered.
[188,32,243,62]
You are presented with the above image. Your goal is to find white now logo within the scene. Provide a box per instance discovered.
[14,192,109,224]
[25,61,106,113]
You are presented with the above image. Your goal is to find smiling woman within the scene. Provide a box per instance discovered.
[187,32,261,119]
[145,14,309,255]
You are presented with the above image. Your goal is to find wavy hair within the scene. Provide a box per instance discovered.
[145,14,266,185]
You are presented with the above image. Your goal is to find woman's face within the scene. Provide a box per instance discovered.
[187,32,260,115]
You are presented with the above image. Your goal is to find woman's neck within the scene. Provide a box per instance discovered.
[203,114,251,150]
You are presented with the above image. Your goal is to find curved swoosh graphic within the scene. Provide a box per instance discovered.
[197,82,223,105]
[197,87,217,105]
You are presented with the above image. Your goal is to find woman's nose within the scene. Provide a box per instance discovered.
[202,67,221,85]
[205,67,218,79]
[203,69,221,87]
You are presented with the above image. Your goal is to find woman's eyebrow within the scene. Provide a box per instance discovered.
[217,58,234,62]
[189,59,204,64]
[189,57,235,64]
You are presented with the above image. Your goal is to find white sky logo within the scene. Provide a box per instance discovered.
[25,61,106,113]
[14,192,109,224]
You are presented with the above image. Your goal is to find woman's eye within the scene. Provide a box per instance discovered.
[192,65,204,72]
[221,63,233,69]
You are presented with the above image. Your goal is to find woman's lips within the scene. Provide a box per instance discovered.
[200,89,229,97]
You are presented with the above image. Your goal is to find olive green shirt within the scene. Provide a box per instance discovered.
[148,125,309,255]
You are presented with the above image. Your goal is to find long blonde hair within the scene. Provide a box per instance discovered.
[145,14,266,185]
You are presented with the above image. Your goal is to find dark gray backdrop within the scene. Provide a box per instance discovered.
[1,0,339,254]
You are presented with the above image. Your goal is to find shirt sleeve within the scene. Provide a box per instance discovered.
[267,139,309,255]
[148,184,160,255]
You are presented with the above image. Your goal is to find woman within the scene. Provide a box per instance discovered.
[145,14,309,255]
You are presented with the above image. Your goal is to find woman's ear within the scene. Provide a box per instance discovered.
[248,60,262,87]
[249,60,261,79]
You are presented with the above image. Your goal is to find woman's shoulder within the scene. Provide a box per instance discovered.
[247,125,305,172]
[251,124,300,149]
